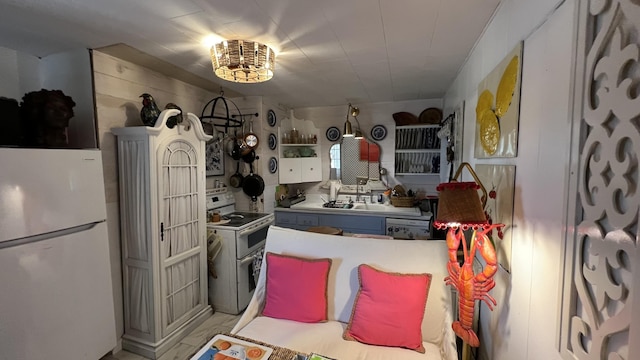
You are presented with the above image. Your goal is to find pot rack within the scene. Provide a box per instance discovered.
[200,90,258,135]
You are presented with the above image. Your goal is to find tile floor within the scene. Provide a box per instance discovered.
[101,311,241,360]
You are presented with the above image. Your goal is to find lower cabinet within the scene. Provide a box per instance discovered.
[275,210,385,235]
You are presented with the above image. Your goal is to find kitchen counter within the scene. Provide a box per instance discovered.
[274,195,431,236]
[281,197,425,218]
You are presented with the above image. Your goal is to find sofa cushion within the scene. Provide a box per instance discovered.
[237,317,443,360]
[343,264,431,353]
[262,252,332,323]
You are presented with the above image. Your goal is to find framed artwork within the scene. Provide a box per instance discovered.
[205,140,225,176]
[440,102,465,180]
[452,102,465,179]
[474,41,523,158]
[475,164,516,272]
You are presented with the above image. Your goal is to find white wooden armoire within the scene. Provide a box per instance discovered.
[112,109,213,359]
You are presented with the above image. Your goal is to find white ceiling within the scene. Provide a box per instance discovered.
[0,0,500,108]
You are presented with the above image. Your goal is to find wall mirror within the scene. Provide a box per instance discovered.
[329,137,381,185]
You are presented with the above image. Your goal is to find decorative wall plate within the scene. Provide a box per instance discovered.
[268,133,277,150]
[326,126,341,141]
[371,124,387,141]
[267,109,277,127]
[268,157,278,173]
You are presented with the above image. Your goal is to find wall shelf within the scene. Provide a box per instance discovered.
[394,123,442,175]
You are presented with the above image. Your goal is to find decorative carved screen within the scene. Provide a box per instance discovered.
[560,1,639,359]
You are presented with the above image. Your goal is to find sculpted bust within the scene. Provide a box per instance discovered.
[20,89,76,147]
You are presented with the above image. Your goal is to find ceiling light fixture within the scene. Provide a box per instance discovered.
[211,40,275,83]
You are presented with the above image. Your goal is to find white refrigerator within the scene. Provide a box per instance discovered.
[0,148,117,360]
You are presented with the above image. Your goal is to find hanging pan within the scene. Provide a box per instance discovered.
[242,149,258,164]
[229,161,244,188]
[230,130,243,161]
[242,163,265,202]
[243,116,259,150]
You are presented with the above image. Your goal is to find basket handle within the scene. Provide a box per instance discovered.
[451,162,488,208]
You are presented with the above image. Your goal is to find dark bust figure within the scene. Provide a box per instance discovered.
[20,89,76,147]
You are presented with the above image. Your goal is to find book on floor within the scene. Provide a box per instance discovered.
[190,334,273,360]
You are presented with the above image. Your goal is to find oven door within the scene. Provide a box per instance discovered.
[236,249,262,312]
[236,217,272,259]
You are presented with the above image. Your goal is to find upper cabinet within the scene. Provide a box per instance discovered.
[394,124,442,175]
[277,111,322,184]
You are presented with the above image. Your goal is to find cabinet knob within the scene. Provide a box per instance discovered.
[289,169,293,172]
[310,168,314,171]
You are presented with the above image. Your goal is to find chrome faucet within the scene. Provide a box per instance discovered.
[356,177,368,203]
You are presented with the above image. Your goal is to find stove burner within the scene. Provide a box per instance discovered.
[214,211,272,228]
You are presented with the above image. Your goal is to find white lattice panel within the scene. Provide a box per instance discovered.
[560,1,640,359]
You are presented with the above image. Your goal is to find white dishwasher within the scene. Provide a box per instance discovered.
[385,217,431,240]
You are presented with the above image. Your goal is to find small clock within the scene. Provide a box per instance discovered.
[268,133,277,150]
[244,133,259,148]
[267,109,277,127]
[326,126,341,142]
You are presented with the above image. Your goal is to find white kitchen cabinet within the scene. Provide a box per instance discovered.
[394,124,442,176]
[277,111,322,184]
[279,156,322,183]
[112,109,212,359]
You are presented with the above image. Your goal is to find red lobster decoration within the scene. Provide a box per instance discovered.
[444,225,500,347]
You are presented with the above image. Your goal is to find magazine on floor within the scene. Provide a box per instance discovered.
[190,334,273,360]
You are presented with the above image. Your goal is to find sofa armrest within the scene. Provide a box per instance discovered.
[440,288,458,360]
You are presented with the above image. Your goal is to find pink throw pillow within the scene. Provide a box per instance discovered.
[343,264,432,353]
[261,252,332,323]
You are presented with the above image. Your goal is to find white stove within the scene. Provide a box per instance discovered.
[206,189,274,314]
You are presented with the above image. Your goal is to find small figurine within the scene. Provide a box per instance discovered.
[164,102,183,128]
[140,93,161,127]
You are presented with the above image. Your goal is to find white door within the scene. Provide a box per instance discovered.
[157,138,206,336]
[301,157,322,182]
[0,223,116,360]
[279,158,301,184]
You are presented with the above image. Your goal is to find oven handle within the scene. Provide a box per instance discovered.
[238,218,273,237]
[239,253,257,266]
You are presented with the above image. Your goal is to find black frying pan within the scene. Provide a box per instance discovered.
[242,163,265,202]
[242,148,257,163]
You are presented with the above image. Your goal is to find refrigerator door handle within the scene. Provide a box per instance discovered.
[0,222,101,250]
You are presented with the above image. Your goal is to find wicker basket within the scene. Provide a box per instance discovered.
[390,196,415,207]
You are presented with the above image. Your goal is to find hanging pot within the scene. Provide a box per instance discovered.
[242,163,265,202]
[231,132,243,161]
[229,161,244,188]
[239,118,251,156]
[242,149,258,163]
[225,134,236,157]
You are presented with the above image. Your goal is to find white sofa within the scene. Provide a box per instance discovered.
[231,226,458,360]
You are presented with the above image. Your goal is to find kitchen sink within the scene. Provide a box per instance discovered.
[351,203,388,211]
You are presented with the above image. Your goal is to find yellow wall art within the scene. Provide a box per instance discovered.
[474,42,523,158]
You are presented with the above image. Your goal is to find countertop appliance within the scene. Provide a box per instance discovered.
[0,148,117,360]
[386,216,432,240]
[206,189,274,314]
